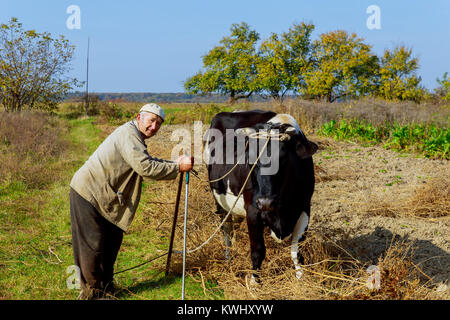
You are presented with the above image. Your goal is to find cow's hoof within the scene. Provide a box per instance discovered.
[245,274,261,288]
[296,269,303,280]
[250,275,259,286]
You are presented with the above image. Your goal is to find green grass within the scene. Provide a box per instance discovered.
[0,114,222,300]
[318,119,450,159]
[0,117,100,299]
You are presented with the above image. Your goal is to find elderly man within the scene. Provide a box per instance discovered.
[69,103,193,299]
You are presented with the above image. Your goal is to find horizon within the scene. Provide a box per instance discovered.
[1,0,449,93]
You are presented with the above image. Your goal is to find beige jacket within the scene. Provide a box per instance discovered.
[70,119,179,231]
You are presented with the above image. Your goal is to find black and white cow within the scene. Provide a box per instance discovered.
[204,110,318,282]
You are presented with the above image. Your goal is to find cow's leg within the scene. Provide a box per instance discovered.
[291,211,309,279]
[246,206,265,284]
[217,205,233,261]
[222,218,233,261]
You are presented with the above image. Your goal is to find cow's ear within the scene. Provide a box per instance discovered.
[296,140,318,159]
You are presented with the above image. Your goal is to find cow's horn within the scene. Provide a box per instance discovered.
[284,126,298,135]
[235,127,255,136]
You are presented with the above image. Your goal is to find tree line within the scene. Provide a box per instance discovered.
[64,91,261,104]
[184,22,450,105]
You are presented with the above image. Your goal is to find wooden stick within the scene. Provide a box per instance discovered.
[165,172,184,276]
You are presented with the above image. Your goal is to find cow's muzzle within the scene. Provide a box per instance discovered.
[255,197,275,211]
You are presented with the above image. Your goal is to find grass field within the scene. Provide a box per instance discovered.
[0,99,448,300]
[0,113,221,300]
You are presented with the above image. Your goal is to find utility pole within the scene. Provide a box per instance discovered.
[85,37,90,116]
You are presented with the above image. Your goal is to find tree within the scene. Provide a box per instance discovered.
[304,30,379,102]
[184,22,260,104]
[435,72,450,101]
[256,23,315,105]
[377,46,424,102]
[0,18,79,112]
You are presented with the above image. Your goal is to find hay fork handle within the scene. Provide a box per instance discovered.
[181,171,190,300]
[165,172,184,276]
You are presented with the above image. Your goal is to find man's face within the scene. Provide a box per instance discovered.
[137,112,163,139]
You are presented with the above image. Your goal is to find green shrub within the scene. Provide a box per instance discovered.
[99,102,134,125]
[319,119,449,159]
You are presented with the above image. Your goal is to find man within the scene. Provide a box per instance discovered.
[69,103,193,299]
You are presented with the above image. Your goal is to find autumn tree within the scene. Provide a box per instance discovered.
[304,30,379,102]
[184,22,260,104]
[0,18,79,112]
[435,72,450,101]
[256,23,315,105]
[376,46,425,102]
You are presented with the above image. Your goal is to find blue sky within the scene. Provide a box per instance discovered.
[1,0,449,92]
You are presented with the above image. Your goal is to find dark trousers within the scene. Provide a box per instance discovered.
[70,188,123,299]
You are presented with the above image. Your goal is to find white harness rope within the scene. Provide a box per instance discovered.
[186,130,289,254]
[208,131,290,183]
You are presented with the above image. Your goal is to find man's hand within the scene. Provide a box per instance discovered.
[177,155,194,173]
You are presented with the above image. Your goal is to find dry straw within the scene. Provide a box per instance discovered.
[366,172,449,218]
[139,123,445,300]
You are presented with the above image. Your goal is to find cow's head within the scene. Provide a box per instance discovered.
[236,122,318,212]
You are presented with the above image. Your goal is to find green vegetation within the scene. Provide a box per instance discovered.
[435,72,450,101]
[185,21,434,105]
[257,23,314,105]
[0,111,222,300]
[318,119,449,159]
[0,18,79,112]
[184,22,260,104]
[0,115,102,299]
[377,46,424,102]
[304,30,379,102]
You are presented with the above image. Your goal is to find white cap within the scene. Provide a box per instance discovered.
[139,103,165,122]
